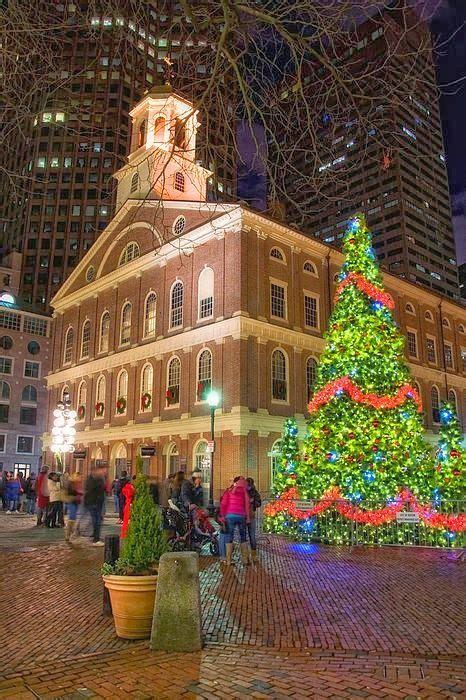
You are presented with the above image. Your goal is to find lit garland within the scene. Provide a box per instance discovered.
[308,376,422,414]
[264,486,466,531]
[335,272,395,310]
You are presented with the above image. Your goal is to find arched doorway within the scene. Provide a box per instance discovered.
[193,440,210,505]
[111,442,128,479]
[165,442,179,476]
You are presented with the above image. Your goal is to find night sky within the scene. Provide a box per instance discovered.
[430,0,466,264]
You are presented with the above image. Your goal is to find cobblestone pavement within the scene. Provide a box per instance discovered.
[0,514,464,698]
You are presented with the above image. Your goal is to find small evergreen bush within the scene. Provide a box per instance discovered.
[102,458,168,576]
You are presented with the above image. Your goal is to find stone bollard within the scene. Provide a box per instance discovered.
[150,551,202,652]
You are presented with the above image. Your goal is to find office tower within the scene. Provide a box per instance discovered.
[276,6,459,299]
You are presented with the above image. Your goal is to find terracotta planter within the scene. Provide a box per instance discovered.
[103,574,157,639]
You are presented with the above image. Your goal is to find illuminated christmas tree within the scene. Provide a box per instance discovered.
[272,418,301,495]
[297,213,433,504]
[433,402,466,502]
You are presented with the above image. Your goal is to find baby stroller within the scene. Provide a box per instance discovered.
[166,500,219,556]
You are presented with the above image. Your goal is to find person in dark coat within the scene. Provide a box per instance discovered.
[84,466,106,545]
[181,471,204,510]
[25,472,37,514]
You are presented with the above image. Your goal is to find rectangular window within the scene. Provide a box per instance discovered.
[426,338,436,364]
[0,434,5,452]
[0,405,9,423]
[17,436,34,454]
[444,344,453,369]
[23,317,48,336]
[20,407,37,425]
[199,296,213,319]
[304,295,318,329]
[270,283,286,319]
[24,361,40,379]
[407,331,418,358]
[461,349,466,373]
[0,311,21,331]
[0,358,12,375]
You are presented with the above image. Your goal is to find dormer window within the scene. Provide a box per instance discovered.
[138,119,146,147]
[174,172,185,192]
[130,172,139,193]
[119,242,140,266]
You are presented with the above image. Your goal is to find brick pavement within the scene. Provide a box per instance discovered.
[0,515,464,698]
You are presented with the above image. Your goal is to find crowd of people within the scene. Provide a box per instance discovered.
[1,464,263,563]
[0,464,108,546]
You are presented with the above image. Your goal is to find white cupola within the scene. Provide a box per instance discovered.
[113,84,211,210]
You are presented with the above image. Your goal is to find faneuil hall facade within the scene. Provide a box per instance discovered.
[44,86,466,499]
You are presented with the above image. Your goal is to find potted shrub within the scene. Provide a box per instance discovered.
[102,460,168,639]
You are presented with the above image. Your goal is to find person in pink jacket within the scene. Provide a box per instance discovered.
[219,476,251,566]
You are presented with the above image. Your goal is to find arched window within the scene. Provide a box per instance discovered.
[21,384,36,403]
[118,241,140,266]
[174,118,186,149]
[116,369,128,406]
[80,319,91,358]
[448,389,457,413]
[425,310,434,322]
[303,260,317,275]
[198,267,214,320]
[405,303,415,315]
[61,385,70,402]
[458,324,465,334]
[77,380,87,409]
[120,302,132,346]
[174,172,185,192]
[138,119,146,147]
[154,115,165,142]
[99,312,110,353]
[170,281,183,328]
[197,349,212,401]
[165,441,179,476]
[63,327,73,364]
[270,247,285,262]
[95,375,106,416]
[130,172,139,193]
[272,349,287,401]
[144,292,157,338]
[306,357,318,402]
[167,356,181,406]
[0,381,10,401]
[442,317,451,329]
[193,440,210,503]
[270,439,282,486]
[141,363,153,411]
[431,386,440,423]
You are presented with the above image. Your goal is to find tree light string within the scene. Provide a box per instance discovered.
[308,376,423,413]
[335,271,395,309]
[264,486,466,531]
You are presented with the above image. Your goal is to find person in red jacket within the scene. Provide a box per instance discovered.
[219,476,251,566]
[120,476,136,539]
[35,466,50,526]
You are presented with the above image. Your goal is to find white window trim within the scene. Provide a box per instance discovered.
[16,435,34,455]
[303,291,320,331]
[139,362,154,413]
[424,310,434,323]
[80,319,91,359]
[461,347,466,374]
[405,303,415,315]
[23,359,41,380]
[95,375,106,418]
[431,384,441,425]
[169,279,184,331]
[426,335,437,365]
[0,433,6,453]
[119,302,132,348]
[63,326,74,365]
[406,327,419,359]
[303,260,318,278]
[195,347,212,405]
[77,380,87,416]
[143,291,157,339]
[115,369,128,416]
[269,277,288,321]
[98,311,110,354]
[269,246,287,264]
[271,347,289,405]
[0,356,14,376]
[165,356,181,409]
[197,267,214,322]
[443,341,454,370]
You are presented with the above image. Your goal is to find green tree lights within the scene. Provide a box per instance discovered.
[433,402,466,502]
[272,418,301,495]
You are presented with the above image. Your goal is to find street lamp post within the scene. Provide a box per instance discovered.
[207,389,220,514]
[50,391,77,471]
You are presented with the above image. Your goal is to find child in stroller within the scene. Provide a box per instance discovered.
[166,499,219,555]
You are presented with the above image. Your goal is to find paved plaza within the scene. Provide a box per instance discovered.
[0,512,464,699]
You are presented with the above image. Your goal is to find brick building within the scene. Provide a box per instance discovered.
[0,253,51,477]
[44,87,466,499]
